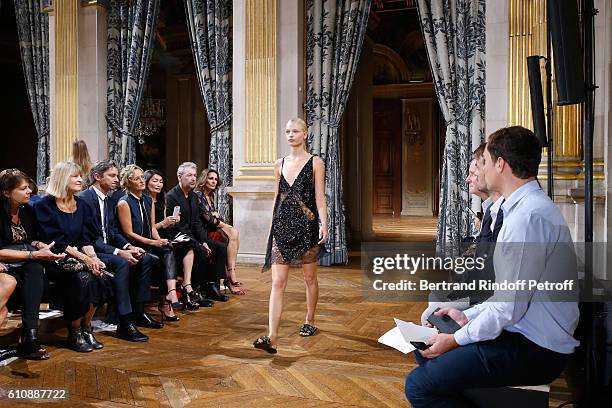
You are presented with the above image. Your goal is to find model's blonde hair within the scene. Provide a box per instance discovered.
[46,161,81,199]
[120,164,144,190]
[72,140,93,177]
[287,118,309,151]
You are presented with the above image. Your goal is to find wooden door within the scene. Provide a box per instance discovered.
[373,99,402,216]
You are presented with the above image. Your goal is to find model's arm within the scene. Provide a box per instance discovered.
[272,159,282,211]
[313,156,328,244]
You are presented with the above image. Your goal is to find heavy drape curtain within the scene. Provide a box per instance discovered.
[185,0,233,221]
[14,0,50,184]
[306,0,371,265]
[416,0,486,248]
[106,0,160,167]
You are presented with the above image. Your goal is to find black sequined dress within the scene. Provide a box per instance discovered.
[263,155,322,270]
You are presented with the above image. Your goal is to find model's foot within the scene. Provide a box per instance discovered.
[299,323,318,336]
[253,335,277,353]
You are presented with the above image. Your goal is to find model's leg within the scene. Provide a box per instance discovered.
[302,262,318,326]
[268,264,290,347]
[221,225,241,283]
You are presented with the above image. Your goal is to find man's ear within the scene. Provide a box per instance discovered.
[495,157,505,174]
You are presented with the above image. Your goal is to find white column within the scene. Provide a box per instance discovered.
[77,3,108,162]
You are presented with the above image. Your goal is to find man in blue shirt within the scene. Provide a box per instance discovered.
[405,126,579,407]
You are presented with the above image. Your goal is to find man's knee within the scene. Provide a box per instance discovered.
[404,366,435,405]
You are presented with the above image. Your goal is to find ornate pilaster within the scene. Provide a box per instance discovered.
[53,0,79,163]
[238,0,277,180]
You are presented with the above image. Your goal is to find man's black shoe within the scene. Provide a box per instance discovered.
[133,312,164,329]
[116,321,149,342]
[198,298,215,307]
[205,282,229,302]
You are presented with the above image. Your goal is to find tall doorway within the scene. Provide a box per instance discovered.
[342,1,443,243]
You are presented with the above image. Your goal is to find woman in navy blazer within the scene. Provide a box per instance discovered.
[34,162,109,353]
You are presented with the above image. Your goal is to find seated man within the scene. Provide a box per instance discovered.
[422,144,504,323]
[166,162,229,304]
[80,161,161,343]
[406,126,579,407]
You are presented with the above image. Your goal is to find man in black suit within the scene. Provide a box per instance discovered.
[80,161,162,342]
[166,162,228,303]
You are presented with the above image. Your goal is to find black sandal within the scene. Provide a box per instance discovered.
[299,323,318,337]
[253,336,277,354]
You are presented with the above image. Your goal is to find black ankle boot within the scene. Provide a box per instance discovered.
[205,282,229,302]
[81,324,104,349]
[18,328,49,360]
[67,326,94,353]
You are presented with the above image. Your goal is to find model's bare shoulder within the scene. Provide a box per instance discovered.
[312,156,325,170]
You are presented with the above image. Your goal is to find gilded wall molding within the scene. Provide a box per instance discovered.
[239,0,277,181]
[54,0,79,163]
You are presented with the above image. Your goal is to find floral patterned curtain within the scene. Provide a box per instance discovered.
[184,0,233,221]
[416,0,486,248]
[306,0,371,265]
[14,0,50,184]
[106,0,160,167]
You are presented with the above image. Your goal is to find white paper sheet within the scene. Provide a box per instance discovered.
[378,319,438,354]
[378,327,415,354]
[394,318,438,342]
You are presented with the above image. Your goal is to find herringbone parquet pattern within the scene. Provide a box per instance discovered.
[0,261,571,407]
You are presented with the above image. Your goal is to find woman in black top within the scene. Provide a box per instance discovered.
[253,118,328,353]
[34,162,110,353]
[0,169,64,359]
[195,169,245,295]
[118,165,182,320]
[144,170,180,239]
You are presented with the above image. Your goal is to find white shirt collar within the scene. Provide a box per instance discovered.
[500,180,541,216]
[91,185,107,201]
[489,196,504,216]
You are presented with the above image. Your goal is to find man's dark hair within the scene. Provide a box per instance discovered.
[89,160,118,183]
[486,126,541,179]
[473,142,487,160]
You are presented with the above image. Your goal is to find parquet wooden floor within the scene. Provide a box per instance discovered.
[372,215,438,241]
[0,260,572,407]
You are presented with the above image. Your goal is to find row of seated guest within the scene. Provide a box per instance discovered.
[0,159,238,357]
[165,162,229,305]
[194,169,245,295]
[79,160,159,346]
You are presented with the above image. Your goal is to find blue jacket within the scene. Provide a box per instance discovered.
[79,186,130,254]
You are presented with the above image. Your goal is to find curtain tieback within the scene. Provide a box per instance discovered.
[105,114,136,139]
[210,115,232,133]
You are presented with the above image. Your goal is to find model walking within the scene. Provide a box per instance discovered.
[253,118,328,353]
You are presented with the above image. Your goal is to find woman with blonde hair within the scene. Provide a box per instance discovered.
[253,118,328,353]
[72,140,93,186]
[195,169,245,295]
[34,161,110,353]
[117,165,183,321]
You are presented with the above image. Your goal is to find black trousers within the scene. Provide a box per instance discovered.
[7,261,44,330]
[192,240,227,288]
[142,245,178,295]
[45,264,111,322]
